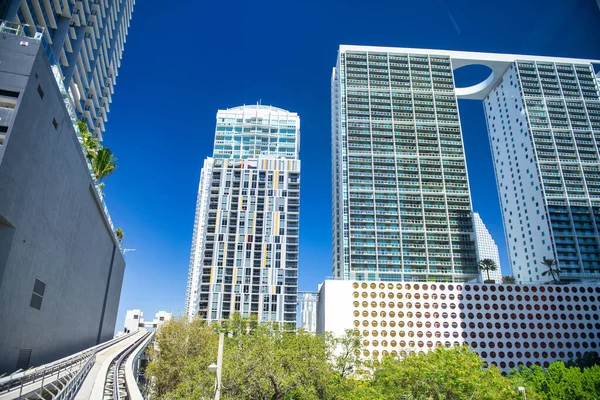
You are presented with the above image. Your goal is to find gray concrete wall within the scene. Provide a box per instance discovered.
[0,33,125,373]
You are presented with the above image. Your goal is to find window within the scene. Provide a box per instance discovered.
[37,84,44,99]
[29,279,45,310]
[16,349,32,370]
[52,118,58,130]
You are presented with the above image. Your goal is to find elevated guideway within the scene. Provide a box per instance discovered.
[0,329,154,400]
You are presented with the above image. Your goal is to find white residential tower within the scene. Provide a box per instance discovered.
[473,212,502,283]
[185,105,300,325]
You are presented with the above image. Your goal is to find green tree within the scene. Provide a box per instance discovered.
[567,351,600,370]
[330,329,365,379]
[502,275,516,284]
[220,324,334,400]
[541,257,560,282]
[369,346,517,400]
[479,258,498,282]
[115,227,124,246]
[146,316,336,400]
[92,146,117,182]
[509,362,600,400]
[77,120,99,162]
[145,317,219,399]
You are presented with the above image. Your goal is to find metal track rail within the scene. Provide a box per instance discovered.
[103,332,150,400]
[0,332,138,400]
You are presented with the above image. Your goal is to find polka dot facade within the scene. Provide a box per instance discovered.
[319,280,600,372]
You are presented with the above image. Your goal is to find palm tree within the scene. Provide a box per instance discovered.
[502,275,516,284]
[92,146,117,182]
[541,257,560,282]
[77,120,98,162]
[478,259,498,282]
[115,227,124,247]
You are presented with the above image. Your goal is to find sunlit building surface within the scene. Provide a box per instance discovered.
[317,280,600,372]
[331,45,600,284]
[473,213,502,283]
[298,292,318,332]
[331,46,479,283]
[185,105,300,325]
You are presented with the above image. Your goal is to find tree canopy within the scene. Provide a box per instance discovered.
[145,316,600,400]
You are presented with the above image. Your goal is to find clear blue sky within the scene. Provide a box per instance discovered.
[102,0,600,329]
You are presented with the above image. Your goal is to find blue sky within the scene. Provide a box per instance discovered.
[102,0,600,329]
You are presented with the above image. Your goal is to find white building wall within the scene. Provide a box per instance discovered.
[317,280,600,372]
[473,213,503,283]
[124,309,143,333]
[185,158,214,318]
[483,66,553,284]
[299,293,318,332]
[185,106,301,325]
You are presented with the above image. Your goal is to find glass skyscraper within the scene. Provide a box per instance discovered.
[185,105,300,324]
[331,46,479,283]
[332,45,600,284]
[2,0,135,139]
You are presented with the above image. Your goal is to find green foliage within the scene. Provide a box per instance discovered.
[145,317,218,399]
[330,329,364,379]
[77,119,117,184]
[115,227,124,246]
[508,362,600,400]
[567,352,600,370]
[369,345,516,400]
[478,258,498,282]
[502,275,516,284]
[220,324,332,399]
[77,119,99,162]
[145,317,600,400]
[541,257,561,282]
[92,146,117,182]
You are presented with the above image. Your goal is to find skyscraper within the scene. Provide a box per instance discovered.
[485,58,600,283]
[298,292,317,332]
[185,105,300,325]
[331,45,479,283]
[473,212,502,283]
[0,26,126,373]
[331,45,600,285]
[1,0,135,139]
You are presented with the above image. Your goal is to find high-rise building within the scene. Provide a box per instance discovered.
[1,0,135,140]
[332,45,600,285]
[484,59,600,283]
[298,292,317,332]
[473,212,502,283]
[185,105,300,325]
[331,45,479,283]
[0,27,126,373]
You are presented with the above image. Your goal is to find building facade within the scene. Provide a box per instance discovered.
[317,280,600,372]
[473,213,502,283]
[124,309,172,333]
[484,59,600,283]
[331,46,479,283]
[298,292,318,332]
[0,31,125,373]
[332,45,600,285]
[185,105,300,325]
[1,0,135,140]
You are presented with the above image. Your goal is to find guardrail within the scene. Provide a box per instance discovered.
[114,332,151,400]
[124,332,154,400]
[0,331,136,398]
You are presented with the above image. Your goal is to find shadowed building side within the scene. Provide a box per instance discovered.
[0,31,125,374]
